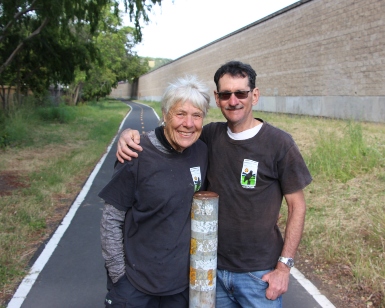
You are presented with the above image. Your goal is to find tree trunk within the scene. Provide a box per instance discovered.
[0,17,49,75]
[72,82,83,106]
[0,85,6,111]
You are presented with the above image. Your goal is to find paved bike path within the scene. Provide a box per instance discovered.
[8,101,333,308]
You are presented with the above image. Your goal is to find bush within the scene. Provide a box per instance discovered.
[1,98,78,147]
[37,105,76,123]
[2,109,31,146]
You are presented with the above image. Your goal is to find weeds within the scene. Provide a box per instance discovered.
[37,104,77,123]
[307,121,383,182]
[0,98,129,305]
[1,103,384,307]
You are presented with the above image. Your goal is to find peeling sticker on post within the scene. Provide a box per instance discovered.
[190,267,196,285]
[191,220,218,233]
[190,238,197,255]
[208,269,214,286]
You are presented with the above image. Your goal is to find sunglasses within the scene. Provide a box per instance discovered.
[216,90,251,100]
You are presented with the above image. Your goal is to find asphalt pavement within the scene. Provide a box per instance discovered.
[7,101,334,308]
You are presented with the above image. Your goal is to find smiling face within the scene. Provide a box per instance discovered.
[163,100,204,152]
[215,74,260,133]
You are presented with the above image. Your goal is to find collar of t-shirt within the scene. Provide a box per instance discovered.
[227,123,263,140]
[155,126,178,153]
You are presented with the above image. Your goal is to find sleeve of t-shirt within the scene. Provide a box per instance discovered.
[277,143,312,195]
[199,124,210,144]
[200,122,225,145]
[98,161,136,212]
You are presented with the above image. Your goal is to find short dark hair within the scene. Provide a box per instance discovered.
[214,61,257,91]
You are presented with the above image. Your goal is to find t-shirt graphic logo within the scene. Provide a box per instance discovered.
[241,159,258,189]
[190,167,202,192]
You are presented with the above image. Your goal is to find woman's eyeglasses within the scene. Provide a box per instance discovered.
[216,90,251,100]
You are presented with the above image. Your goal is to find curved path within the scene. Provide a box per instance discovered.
[7,101,334,308]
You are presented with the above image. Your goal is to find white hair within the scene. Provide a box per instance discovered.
[161,75,210,117]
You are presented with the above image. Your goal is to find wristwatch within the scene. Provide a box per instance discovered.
[278,256,295,268]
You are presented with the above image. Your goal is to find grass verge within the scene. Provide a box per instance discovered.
[0,99,129,306]
[0,99,384,307]
[253,112,385,307]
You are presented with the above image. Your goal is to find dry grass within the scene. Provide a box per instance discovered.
[0,100,129,306]
[1,101,384,307]
[260,113,385,308]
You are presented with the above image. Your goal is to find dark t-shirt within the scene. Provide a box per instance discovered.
[99,133,208,295]
[200,119,312,272]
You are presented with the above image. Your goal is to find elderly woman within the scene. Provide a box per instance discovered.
[99,75,210,308]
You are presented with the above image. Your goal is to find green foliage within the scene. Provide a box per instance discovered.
[0,98,79,146]
[122,0,162,42]
[0,110,8,148]
[37,105,76,124]
[306,122,382,182]
[80,13,150,102]
[0,134,9,148]
[0,0,162,108]
[144,57,173,71]
[2,108,31,147]
[0,97,132,148]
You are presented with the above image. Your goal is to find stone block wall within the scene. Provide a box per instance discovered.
[136,0,385,122]
[109,82,132,99]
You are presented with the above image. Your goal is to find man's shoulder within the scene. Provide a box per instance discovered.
[262,121,294,142]
[202,121,227,135]
[204,121,227,129]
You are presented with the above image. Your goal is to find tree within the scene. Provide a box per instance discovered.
[71,10,150,103]
[0,0,162,109]
[0,0,162,74]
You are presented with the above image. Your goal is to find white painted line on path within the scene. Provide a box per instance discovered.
[291,267,336,308]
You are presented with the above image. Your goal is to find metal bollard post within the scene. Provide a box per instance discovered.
[189,191,219,308]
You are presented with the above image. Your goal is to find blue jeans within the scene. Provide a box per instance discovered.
[216,269,282,308]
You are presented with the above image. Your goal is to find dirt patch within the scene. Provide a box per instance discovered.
[295,254,383,307]
[0,171,29,196]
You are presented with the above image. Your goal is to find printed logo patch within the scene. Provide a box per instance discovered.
[240,159,258,189]
[190,167,202,192]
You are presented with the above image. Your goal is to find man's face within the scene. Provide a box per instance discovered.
[214,74,259,131]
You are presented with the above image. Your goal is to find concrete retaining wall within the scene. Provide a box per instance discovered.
[135,0,385,122]
[109,82,132,99]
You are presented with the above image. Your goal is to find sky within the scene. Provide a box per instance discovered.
[122,0,298,60]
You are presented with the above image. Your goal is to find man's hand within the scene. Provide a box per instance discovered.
[116,129,142,163]
[261,265,290,301]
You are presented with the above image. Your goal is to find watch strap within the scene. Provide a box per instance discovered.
[278,256,294,268]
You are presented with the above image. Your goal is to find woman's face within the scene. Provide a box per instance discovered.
[163,100,204,152]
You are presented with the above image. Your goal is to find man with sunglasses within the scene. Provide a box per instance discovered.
[116,61,312,307]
